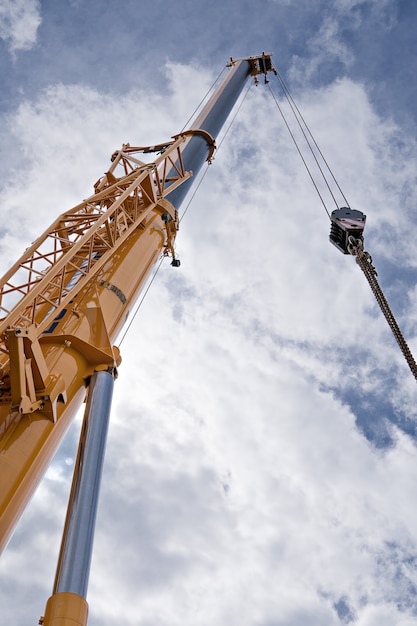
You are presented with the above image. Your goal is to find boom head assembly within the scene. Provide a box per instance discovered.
[228,52,277,84]
[329,207,366,254]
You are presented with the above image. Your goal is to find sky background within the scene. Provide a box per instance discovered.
[2,1,417,625]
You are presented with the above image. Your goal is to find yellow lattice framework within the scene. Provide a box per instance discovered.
[0,134,198,354]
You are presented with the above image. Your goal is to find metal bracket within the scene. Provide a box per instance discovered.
[172,128,217,163]
[157,198,180,261]
[5,303,120,421]
[7,325,67,421]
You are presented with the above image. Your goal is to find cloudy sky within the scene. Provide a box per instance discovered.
[2,1,417,625]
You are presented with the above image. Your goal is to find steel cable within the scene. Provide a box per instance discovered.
[268,74,417,382]
[267,83,331,218]
[349,238,417,381]
[274,69,351,208]
[118,80,252,347]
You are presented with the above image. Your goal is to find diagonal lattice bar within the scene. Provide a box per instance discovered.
[0,136,192,353]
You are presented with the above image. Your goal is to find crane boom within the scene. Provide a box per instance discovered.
[0,54,276,559]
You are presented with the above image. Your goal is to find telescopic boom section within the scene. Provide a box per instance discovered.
[0,54,276,554]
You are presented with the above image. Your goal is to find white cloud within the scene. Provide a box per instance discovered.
[290,0,396,83]
[0,0,41,53]
[2,60,417,625]
[334,0,393,15]
[0,64,213,271]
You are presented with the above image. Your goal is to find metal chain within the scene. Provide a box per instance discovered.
[347,236,417,381]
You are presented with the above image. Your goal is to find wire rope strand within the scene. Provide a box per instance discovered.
[181,67,227,132]
[118,79,252,347]
[357,252,417,381]
[267,83,331,218]
[348,239,417,382]
[275,69,350,208]
[217,81,252,150]
[181,80,252,223]
[117,257,164,347]
[271,78,340,212]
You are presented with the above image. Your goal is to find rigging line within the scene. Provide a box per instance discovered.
[217,81,252,150]
[118,81,253,347]
[274,69,350,208]
[180,80,253,223]
[178,163,210,224]
[116,160,214,348]
[267,83,331,219]
[180,67,227,132]
[117,256,164,348]
[271,74,339,212]
[348,237,417,382]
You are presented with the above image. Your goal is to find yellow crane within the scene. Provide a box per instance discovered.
[2,51,415,626]
[0,53,277,626]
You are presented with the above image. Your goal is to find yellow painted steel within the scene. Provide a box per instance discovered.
[41,592,88,626]
[0,150,181,553]
[0,57,277,555]
[0,54,277,626]
[0,218,166,550]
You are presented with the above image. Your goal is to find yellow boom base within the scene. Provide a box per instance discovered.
[41,592,88,626]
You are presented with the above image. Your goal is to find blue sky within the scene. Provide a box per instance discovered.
[2,1,417,625]
[1,0,415,123]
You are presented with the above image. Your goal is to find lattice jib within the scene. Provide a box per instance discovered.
[0,132,192,347]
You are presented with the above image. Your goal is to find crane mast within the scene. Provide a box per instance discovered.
[0,54,277,625]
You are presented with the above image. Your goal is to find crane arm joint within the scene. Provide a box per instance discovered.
[6,325,66,421]
[172,129,216,163]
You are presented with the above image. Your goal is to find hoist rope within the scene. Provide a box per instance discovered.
[117,257,164,347]
[180,67,227,132]
[268,74,417,381]
[267,83,331,219]
[273,70,351,209]
[348,237,417,381]
[180,80,252,222]
[118,79,252,347]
